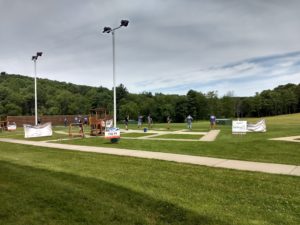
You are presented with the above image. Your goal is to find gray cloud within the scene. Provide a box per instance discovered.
[0,0,299,96]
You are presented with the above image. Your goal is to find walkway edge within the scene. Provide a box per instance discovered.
[0,138,299,176]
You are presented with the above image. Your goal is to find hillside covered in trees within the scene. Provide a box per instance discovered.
[1,73,300,122]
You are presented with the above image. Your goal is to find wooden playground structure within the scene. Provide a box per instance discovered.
[0,119,16,132]
[89,108,112,136]
[0,121,6,132]
[1,110,112,137]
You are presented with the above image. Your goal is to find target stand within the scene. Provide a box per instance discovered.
[69,123,85,138]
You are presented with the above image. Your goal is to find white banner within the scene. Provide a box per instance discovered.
[247,119,266,132]
[23,122,53,138]
[232,121,247,134]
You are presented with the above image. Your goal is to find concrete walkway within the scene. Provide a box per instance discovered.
[120,129,220,142]
[200,130,220,141]
[269,135,300,143]
[55,129,216,142]
[0,138,299,177]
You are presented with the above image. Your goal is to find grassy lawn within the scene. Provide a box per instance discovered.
[57,114,300,165]
[181,129,208,132]
[1,114,300,165]
[0,130,24,138]
[121,132,157,138]
[0,126,71,141]
[149,134,203,139]
[56,135,300,165]
[0,143,299,225]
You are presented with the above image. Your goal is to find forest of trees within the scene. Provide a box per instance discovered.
[1,73,300,122]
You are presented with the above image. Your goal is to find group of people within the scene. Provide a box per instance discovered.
[185,114,216,129]
[123,114,216,130]
[63,114,216,130]
[124,114,154,130]
[63,116,88,127]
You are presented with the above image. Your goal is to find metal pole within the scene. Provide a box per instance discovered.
[112,30,117,128]
[34,59,38,126]
[103,21,128,128]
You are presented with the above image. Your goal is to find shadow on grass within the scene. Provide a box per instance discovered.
[0,161,229,225]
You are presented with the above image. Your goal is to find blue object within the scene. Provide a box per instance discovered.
[108,127,120,132]
[144,128,147,132]
[110,138,120,143]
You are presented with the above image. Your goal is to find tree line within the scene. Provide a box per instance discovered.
[1,73,299,122]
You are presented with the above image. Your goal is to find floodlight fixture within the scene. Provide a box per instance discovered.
[32,52,43,61]
[103,26,112,33]
[102,19,129,128]
[120,20,129,27]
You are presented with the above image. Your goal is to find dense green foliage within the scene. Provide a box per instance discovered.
[1,73,300,122]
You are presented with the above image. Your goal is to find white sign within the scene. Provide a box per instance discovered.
[232,121,247,134]
[7,124,17,131]
[105,127,120,139]
[24,122,53,138]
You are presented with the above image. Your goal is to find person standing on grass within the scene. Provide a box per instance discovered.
[167,116,171,130]
[210,114,216,129]
[64,117,68,127]
[84,117,88,126]
[186,114,193,130]
[147,114,153,129]
[137,115,143,128]
[124,115,129,130]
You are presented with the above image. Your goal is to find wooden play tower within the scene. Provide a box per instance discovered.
[89,108,112,136]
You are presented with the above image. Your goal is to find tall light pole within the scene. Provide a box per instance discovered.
[32,52,43,126]
[103,19,129,128]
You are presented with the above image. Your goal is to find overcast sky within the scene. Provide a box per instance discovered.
[1,0,299,96]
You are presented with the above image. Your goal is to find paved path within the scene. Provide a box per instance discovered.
[0,138,299,176]
[120,129,219,142]
[121,128,207,135]
[270,135,300,143]
[55,129,220,142]
[200,130,220,141]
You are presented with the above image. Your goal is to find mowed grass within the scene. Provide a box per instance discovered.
[149,134,203,139]
[1,114,300,164]
[121,132,156,138]
[0,126,69,141]
[0,143,299,225]
[56,113,300,165]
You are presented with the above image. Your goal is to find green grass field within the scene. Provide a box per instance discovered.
[121,132,156,138]
[1,113,299,164]
[148,133,203,139]
[54,113,300,165]
[0,143,299,225]
[0,114,300,224]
